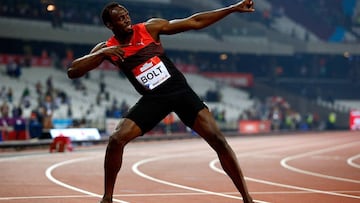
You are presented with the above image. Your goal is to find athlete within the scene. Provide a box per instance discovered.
[67,1,255,202]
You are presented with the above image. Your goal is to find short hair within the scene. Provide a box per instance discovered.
[101,2,121,26]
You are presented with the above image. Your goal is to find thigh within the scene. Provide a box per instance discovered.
[173,89,207,128]
[192,108,227,147]
[124,96,172,134]
[192,108,222,136]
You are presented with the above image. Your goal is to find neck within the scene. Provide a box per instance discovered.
[115,30,133,45]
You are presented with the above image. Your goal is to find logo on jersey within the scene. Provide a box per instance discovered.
[132,56,171,90]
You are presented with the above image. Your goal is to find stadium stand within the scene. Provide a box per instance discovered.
[1,0,360,146]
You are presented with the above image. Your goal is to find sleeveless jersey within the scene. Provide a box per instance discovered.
[106,23,188,96]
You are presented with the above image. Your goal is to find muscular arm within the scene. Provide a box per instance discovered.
[67,42,106,79]
[67,42,126,79]
[146,0,254,40]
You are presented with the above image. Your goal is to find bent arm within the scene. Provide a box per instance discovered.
[67,42,107,79]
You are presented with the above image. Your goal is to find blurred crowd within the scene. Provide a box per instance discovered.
[1,0,358,140]
[1,0,359,41]
[0,0,191,28]
[0,73,70,139]
[239,95,339,131]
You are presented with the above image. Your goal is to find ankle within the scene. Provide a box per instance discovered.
[100,197,112,203]
[243,196,254,203]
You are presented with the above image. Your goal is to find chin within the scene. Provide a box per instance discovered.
[126,28,134,34]
[125,24,132,31]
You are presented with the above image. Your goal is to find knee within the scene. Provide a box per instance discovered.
[108,134,124,148]
[107,119,142,148]
[206,132,229,152]
[108,128,134,148]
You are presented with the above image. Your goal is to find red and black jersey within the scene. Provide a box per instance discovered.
[106,23,188,96]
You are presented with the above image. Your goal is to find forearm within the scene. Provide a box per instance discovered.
[188,5,237,30]
[67,52,105,79]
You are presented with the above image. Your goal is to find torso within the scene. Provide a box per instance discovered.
[106,23,189,96]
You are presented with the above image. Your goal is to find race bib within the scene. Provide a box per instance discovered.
[132,56,171,90]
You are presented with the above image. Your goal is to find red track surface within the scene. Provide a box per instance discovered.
[0,131,359,203]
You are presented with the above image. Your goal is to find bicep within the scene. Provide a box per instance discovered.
[146,18,196,36]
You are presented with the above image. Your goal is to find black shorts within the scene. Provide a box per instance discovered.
[124,88,207,134]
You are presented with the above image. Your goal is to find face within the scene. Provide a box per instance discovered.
[108,6,132,36]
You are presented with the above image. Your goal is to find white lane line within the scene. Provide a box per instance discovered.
[0,194,95,201]
[347,154,360,169]
[45,156,129,203]
[280,142,360,184]
[116,190,360,196]
[130,136,355,203]
[210,159,360,200]
[2,190,360,201]
[132,154,269,203]
[0,153,50,162]
[233,136,349,159]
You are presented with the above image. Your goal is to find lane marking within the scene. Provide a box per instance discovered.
[130,135,357,203]
[2,190,360,201]
[45,156,129,203]
[347,154,360,169]
[132,154,269,203]
[233,136,351,158]
[115,190,360,196]
[2,132,356,203]
[280,142,360,184]
[0,153,49,162]
[209,139,360,200]
[0,194,95,201]
[210,159,360,200]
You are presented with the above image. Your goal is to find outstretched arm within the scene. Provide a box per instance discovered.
[146,0,254,40]
[67,42,126,79]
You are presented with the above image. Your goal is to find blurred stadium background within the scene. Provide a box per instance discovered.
[0,0,359,148]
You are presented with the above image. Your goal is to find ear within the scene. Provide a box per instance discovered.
[106,22,113,29]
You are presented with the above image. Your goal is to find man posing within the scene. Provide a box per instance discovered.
[67,1,255,202]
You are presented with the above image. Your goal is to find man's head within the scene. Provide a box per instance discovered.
[101,2,132,35]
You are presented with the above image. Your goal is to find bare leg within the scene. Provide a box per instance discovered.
[192,109,253,203]
[100,119,142,203]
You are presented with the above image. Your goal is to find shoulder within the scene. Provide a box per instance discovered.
[146,18,169,25]
[144,18,169,41]
[145,18,169,31]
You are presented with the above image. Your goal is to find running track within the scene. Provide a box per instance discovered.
[0,131,359,203]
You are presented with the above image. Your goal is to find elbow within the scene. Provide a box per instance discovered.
[189,20,203,30]
[67,67,80,79]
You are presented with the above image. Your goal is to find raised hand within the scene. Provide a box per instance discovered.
[233,0,255,13]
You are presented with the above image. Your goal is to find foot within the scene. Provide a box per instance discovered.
[99,197,112,203]
[243,195,254,203]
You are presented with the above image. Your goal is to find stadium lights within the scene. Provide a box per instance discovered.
[46,4,56,12]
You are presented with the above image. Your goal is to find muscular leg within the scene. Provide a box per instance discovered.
[100,118,142,203]
[192,108,253,203]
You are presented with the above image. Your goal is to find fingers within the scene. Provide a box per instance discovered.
[245,0,255,10]
[105,45,126,62]
[117,44,131,61]
[238,0,254,12]
[115,47,126,62]
[248,0,254,8]
[120,43,131,48]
